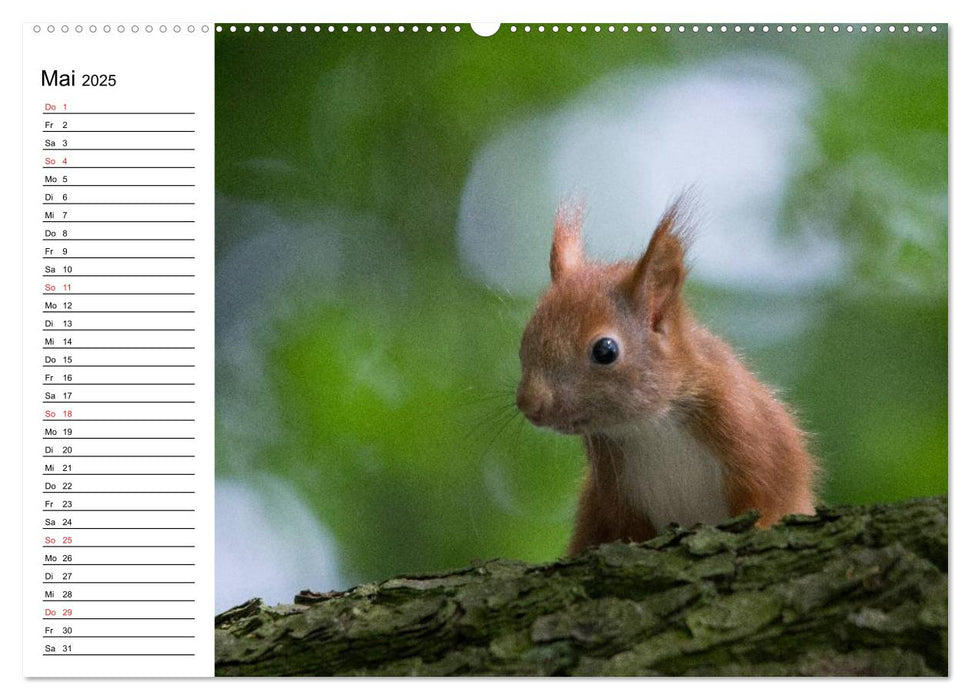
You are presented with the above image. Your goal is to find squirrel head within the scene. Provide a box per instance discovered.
[516,197,693,434]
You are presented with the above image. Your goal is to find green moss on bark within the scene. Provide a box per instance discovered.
[215,497,947,677]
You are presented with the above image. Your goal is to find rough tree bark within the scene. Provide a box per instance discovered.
[215,496,947,677]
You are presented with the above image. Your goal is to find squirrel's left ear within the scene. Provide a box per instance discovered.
[550,201,586,282]
[624,198,691,332]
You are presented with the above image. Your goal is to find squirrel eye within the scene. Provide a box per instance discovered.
[591,337,620,365]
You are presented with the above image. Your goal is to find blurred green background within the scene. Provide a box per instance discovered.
[214,24,946,606]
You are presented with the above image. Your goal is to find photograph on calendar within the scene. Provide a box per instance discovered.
[211,23,947,676]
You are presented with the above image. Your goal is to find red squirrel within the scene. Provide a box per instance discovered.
[516,196,817,555]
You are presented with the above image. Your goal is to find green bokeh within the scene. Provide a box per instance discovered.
[215,26,947,586]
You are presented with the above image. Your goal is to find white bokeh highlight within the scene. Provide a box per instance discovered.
[457,57,844,297]
[216,476,343,611]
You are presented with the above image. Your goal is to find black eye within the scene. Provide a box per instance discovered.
[591,337,620,365]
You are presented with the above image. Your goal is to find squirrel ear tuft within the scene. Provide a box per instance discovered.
[625,196,693,332]
[550,200,586,282]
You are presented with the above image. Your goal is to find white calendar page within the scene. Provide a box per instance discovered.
[21,22,215,677]
[7,0,966,693]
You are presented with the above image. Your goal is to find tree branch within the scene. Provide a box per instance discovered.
[215,496,947,676]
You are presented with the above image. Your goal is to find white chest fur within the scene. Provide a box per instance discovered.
[607,414,730,529]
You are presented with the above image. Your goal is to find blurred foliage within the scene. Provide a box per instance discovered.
[215,26,947,586]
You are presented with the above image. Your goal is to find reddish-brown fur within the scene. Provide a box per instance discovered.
[517,196,817,555]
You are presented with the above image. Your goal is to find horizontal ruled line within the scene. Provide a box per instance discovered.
[40,346,196,349]
[43,148,195,151]
[43,509,195,512]
[43,291,196,294]
[40,580,195,583]
[43,653,196,656]
[41,599,196,602]
[41,473,196,476]
[42,204,195,206]
[43,381,195,384]
[43,256,195,259]
[44,130,196,133]
[43,635,196,639]
[43,184,196,186]
[43,365,195,368]
[41,454,194,457]
[43,563,195,566]
[43,419,196,422]
[42,240,196,243]
[42,221,196,224]
[43,111,196,114]
[42,545,196,548]
[44,274,195,277]
[43,436,195,439]
[43,166,195,169]
[44,310,195,313]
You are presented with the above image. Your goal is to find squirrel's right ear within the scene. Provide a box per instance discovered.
[550,201,586,282]
[624,197,692,332]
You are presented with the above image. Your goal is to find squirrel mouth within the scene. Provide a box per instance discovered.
[520,407,590,435]
[548,417,590,435]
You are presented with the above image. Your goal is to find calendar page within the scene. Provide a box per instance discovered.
[18,9,952,684]
[22,21,215,677]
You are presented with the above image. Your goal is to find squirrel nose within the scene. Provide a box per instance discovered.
[516,380,554,424]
